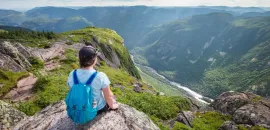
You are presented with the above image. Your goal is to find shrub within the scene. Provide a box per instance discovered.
[29,57,44,70]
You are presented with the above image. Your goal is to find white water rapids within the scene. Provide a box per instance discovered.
[131,55,213,104]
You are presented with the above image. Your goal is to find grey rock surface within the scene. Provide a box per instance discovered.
[211,92,250,115]
[14,101,159,130]
[0,41,32,72]
[233,103,270,129]
[0,100,27,129]
[175,111,195,127]
[219,121,238,130]
[212,92,270,129]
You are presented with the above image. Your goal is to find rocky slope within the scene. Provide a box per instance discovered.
[13,101,159,130]
[0,27,184,129]
[169,92,270,130]
[2,91,269,130]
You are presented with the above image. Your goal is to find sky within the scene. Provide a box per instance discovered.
[1,0,270,10]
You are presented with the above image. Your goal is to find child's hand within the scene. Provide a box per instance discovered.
[110,96,119,109]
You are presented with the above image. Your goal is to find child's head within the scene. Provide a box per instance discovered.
[79,46,98,68]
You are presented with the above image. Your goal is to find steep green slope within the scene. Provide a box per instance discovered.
[0,27,193,129]
[133,14,270,98]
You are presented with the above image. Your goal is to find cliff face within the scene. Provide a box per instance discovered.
[13,101,159,130]
[0,27,140,79]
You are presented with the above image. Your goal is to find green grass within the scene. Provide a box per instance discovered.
[137,64,185,96]
[191,112,231,130]
[28,57,44,70]
[18,49,77,115]
[61,26,141,79]
[139,67,184,96]
[173,122,191,130]
[0,70,29,97]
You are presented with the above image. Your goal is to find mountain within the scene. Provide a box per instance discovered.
[21,16,93,32]
[132,13,270,98]
[0,9,25,25]
[1,26,270,130]
[0,6,241,49]
[25,6,79,18]
[0,25,32,32]
[199,6,265,14]
[241,11,270,18]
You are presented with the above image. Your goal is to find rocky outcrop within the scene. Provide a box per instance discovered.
[0,100,27,130]
[211,92,250,115]
[4,73,37,103]
[174,111,195,128]
[233,103,270,128]
[219,121,238,130]
[211,92,270,129]
[0,40,135,77]
[133,82,142,93]
[0,41,32,72]
[14,101,159,130]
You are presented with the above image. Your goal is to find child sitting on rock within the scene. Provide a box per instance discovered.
[66,46,119,124]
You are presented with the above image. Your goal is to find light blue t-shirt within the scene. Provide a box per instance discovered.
[67,69,111,110]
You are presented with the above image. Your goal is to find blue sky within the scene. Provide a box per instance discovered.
[1,0,270,10]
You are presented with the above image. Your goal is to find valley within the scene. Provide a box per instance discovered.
[0,5,270,130]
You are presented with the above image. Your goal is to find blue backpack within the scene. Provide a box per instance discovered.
[65,70,98,124]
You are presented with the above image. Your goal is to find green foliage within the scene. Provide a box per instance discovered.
[61,49,78,64]
[18,101,41,116]
[137,64,185,96]
[98,65,135,87]
[191,112,231,130]
[28,57,44,70]
[118,92,191,120]
[252,96,262,103]
[0,29,57,48]
[173,122,191,130]
[0,70,28,96]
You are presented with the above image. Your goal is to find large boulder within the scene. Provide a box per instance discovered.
[14,101,159,130]
[175,111,195,127]
[210,92,250,115]
[0,100,27,129]
[212,92,270,129]
[233,104,270,129]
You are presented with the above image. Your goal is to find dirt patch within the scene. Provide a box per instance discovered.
[4,73,38,103]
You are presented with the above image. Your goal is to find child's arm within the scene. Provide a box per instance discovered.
[102,86,119,109]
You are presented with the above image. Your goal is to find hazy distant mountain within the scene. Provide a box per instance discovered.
[241,11,270,18]
[198,6,265,14]
[25,6,79,19]
[0,9,25,25]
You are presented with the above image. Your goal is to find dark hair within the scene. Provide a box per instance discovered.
[79,46,98,68]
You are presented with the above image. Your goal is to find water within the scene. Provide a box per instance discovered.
[131,55,213,104]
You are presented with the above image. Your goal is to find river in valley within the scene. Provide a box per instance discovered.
[131,55,213,104]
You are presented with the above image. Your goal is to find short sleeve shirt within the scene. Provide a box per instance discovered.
[67,69,110,110]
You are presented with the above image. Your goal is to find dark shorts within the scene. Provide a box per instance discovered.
[97,104,110,115]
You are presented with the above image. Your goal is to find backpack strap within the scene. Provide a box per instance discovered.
[73,70,79,84]
[86,71,98,85]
